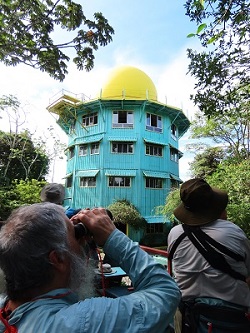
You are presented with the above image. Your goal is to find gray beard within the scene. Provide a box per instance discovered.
[69,251,96,300]
[0,252,97,301]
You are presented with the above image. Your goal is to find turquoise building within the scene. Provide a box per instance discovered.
[47,66,190,243]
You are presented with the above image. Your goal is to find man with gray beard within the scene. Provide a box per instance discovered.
[0,203,180,333]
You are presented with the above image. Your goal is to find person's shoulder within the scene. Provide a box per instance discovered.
[214,219,243,230]
[168,224,183,240]
[208,219,247,237]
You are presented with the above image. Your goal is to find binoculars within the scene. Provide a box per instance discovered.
[74,209,113,239]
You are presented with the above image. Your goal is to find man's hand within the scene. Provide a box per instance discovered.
[71,208,116,247]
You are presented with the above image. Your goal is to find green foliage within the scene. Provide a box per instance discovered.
[0,186,17,221]
[0,94,20,110]
[187,23,207,37]
[13,179,46,205]
[185,0,250,117]
[188,86,250,160]
[0,95,51,183]
[189,146,225,178]
[0,130,49,183]
[0,1,114,81]
[107,199,147,230]
[161,189,181,224]
[162,159,250,239]
[206,160,250,238]
[0,179,46,220]
[163,160,250,238]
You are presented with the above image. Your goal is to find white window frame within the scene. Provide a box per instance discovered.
[111,142,134,154]
[112,111,134,128]
[80,177,96,187]
[90,142,100,155]
[171,124,178,139]
[170,148,179,163]
[108,176,131,187]
[145,143,163,156]
[146,113,162,133]
[145,177,163,189]
[79,144,88,156]
[82,112,98,127]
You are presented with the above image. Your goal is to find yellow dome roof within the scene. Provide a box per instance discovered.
[100,66,157,101]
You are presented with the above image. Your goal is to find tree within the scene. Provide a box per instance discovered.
[160,189,181,224]
[44,125,67,182]
[0,95,60,184]
[207,160,250,238]
[163,160,250,238]
[0,0,114,81]
[189,98,250,161]
[0,130,49,184]
[189,146,225,178]
[185,0,250,117]
[13,179,47,205]
[0,179,46,221]
[107,199,147,230]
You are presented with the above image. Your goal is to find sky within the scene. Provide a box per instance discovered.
[0,0,201,182]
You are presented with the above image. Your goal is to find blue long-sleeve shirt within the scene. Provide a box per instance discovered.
[0,229,180,333]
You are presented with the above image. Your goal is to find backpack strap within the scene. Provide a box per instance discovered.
[182,225,245,281]
[169,225,246,281]
[168,231,186,261]
[192,226,244,262]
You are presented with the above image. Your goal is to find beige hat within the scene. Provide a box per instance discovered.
[174,178,228,225]
[40,183,65,205]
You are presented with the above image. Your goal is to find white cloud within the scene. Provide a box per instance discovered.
[0,41,200,183]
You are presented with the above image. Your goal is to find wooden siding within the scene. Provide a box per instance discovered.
[59,99,189,241]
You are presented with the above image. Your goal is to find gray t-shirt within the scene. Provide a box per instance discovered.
[168,219,250,307]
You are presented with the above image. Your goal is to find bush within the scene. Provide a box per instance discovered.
[107,199,147,230]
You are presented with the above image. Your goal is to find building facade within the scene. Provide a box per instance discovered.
[47,66,190,243]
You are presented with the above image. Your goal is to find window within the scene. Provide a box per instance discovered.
[170,178,179,188]
[69,146,75,159]
[79,144,88,156]
[171,124,177,139]
[146,223,163,234]
[112,111,134,128]
[90,143,99,155]
[146,113,162,132]
[82,112,98,126]
[111,142,134,154]
[145,143,163,156]
[66,175,73,188]
[80,177,96,187]
[108,176,131,187]
[170,148,179,162]
[146,177,163,189]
